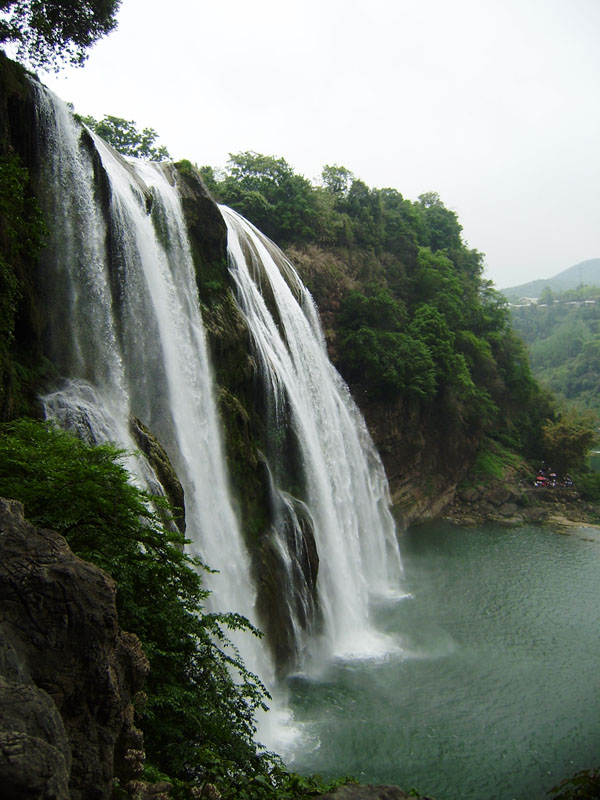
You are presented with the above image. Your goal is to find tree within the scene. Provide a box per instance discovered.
[81,114,170,161]
[416,191,463,252]
[541,410,598,475]
[0,418,349,797]
[0,0,121,70]
[219,151,319,243]
[538,286,555,305]
[321,164,354,198]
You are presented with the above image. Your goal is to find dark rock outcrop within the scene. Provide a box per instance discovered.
[0,497,149,800]
[129,415,186,535]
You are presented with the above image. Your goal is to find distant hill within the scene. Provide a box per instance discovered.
[502,258,600,300]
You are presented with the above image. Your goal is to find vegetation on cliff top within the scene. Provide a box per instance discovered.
[80,113,171,161]
[203,151,572,471]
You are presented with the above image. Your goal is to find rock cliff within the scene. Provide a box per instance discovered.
[0,497,149,799]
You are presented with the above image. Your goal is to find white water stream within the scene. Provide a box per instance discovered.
[31,83,404,755]
[32,86,281,738]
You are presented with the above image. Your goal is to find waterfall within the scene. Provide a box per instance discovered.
[31,86,278,719]
[30,82,403,747]
[221,207,403,664]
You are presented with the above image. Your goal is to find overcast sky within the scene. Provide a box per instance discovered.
[41,0,599,289]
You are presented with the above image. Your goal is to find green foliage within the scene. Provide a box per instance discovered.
[408,303,456,381]
[204,149,560,462]
[155,754,353,800]
[510,288,600,413]
[81,114,170,161]
[540,410,598,476]
[0,0,121,70]
[0,418,272,785]
[338,287,408,332]
[0,152,46,341]
[467,439,525,484]
[340,325,436,400]
[215,151,319,244]
[337,288,436,400]
[574,472,600,503]
[321,164,354,197]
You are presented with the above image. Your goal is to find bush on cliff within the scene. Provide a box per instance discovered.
[0,419,268,783]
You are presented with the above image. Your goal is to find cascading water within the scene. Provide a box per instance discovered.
[221,207,404,665]
[29,80,404,759]
[31,85,279,730]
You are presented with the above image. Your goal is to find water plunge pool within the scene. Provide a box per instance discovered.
[283,521,600,800]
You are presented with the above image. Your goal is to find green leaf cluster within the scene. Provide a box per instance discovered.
[0,417,353,797]
[0,151,48,417]
[0,0,121,70]
[540,410,597,477]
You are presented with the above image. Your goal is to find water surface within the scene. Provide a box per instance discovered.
[285,521,600,799]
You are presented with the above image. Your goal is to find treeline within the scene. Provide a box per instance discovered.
[510,285,600,413]
[203,151,551,462]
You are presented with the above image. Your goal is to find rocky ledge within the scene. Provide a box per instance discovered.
[444,483,600,529]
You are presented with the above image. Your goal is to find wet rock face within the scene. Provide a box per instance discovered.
[129,415,186,535]
[0,497,149,800]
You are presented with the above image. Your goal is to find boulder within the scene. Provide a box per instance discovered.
[488,486,511,507]
[0,730,71,800]
[498,502,518,517]
[459,486,480,503]
[522,506,549,522]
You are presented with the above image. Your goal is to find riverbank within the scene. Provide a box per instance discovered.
[443,482,600,529]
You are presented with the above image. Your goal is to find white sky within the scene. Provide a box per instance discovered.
[39,0,600,289]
